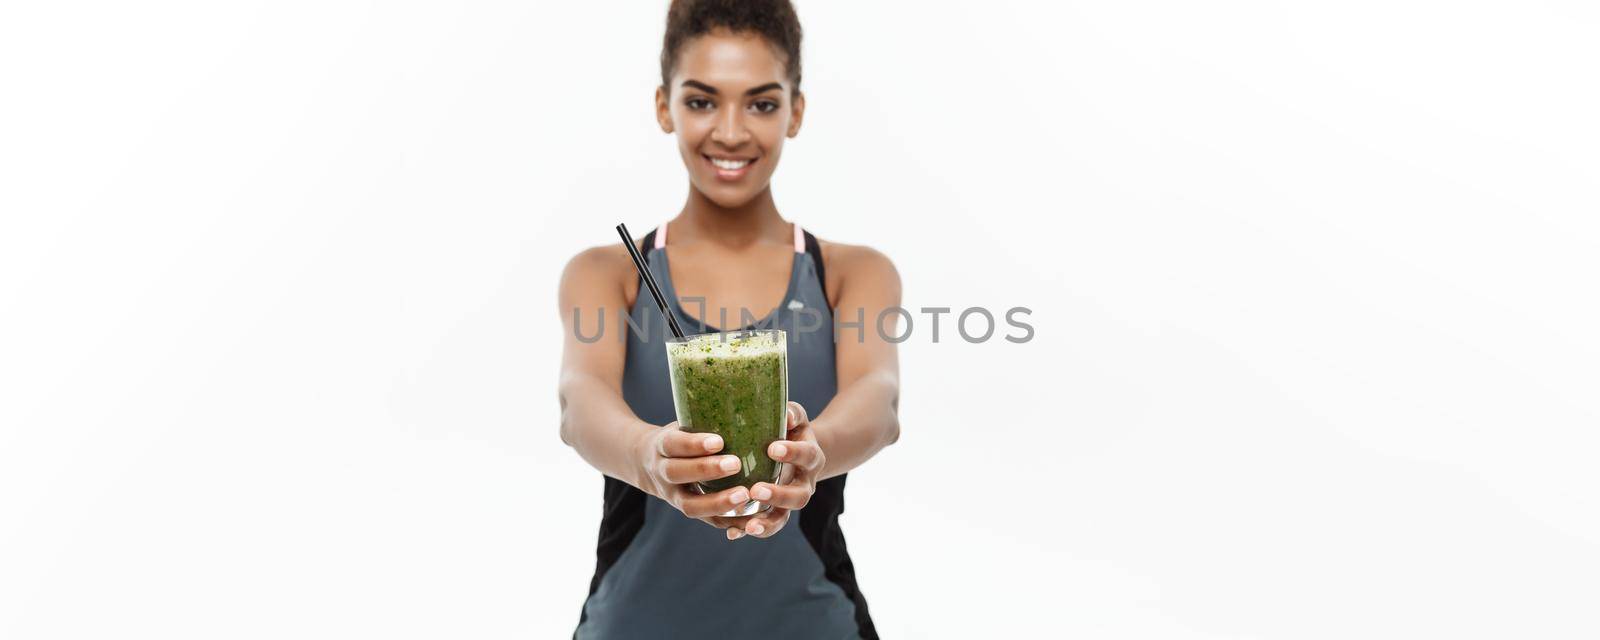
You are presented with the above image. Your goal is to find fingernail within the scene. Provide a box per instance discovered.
[747,522,765,536]
[752,486,772,501]
[704,435,723,452]
[770,443,788,459]
[727,528,743,540]
[720,456,740,472]
[729,489,749,504]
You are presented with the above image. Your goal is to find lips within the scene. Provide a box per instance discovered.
[703,154,758,181]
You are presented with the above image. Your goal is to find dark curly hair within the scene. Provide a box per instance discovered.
[660,0,803,97]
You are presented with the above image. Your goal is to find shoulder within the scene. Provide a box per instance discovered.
[816,237,901,305]
[563,243,630,272]
[560,244,640,304]
[819,239,898,277]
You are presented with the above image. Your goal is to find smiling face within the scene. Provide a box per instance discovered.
[656,29,805,209]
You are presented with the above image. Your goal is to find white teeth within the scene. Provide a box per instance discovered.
[710,157,750,170]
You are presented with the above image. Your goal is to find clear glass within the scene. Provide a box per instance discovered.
[663,329,788,517]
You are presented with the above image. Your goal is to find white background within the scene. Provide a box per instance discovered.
[3,1,1598,638]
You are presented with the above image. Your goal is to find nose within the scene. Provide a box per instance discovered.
[710,104,751,147]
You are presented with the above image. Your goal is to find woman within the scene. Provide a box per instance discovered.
[558,1,901,638]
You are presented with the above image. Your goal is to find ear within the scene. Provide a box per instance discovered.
[655,85,674,134]
[786,90,806,138]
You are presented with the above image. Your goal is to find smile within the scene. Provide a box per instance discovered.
[704,154,757,180]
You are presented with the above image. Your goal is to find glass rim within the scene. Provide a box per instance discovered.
[664,328,786,344]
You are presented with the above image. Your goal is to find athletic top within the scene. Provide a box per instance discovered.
[573,221,876,639]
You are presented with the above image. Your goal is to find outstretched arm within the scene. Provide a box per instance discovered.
[557,247,651,489]
[812,245,902,480]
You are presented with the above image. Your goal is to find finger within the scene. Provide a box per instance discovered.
[725,527,744,541]
[750,481,811,510]
[658,454,740,484]
[703,513,753,530]
[675,485,752,518]
[786,402,810,431]
[768,439,823,472]
[743,507,791,539]
[657,429,723,458]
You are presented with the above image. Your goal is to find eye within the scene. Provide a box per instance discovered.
[685,97,714,111]
[750,100,780,114]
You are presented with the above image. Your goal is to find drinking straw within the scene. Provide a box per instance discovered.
[616,223,687,340]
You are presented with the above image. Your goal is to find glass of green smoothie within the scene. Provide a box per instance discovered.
[664,329,788,517]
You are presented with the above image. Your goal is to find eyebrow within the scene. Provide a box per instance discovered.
[680,80,785,96]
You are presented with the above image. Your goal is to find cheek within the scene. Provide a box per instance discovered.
[744,117,786,152]
[669,108,704,140]
[690,122,730,146]
[757,129,787,162]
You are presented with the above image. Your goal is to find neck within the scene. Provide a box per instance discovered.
[673,185,788,248]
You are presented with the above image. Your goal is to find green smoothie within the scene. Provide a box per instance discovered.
[664,330,788,514]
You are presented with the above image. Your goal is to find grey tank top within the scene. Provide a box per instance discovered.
[575,222,875,639]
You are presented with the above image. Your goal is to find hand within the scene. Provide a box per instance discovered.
[724,401,825,541]
[633,421,754,529]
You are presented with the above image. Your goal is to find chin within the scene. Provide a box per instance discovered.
[697,182,764,209]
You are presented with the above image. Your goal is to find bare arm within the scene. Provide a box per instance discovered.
[557,246,651,489]
[812,245,903,480]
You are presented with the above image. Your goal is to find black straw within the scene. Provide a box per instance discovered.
[616,223,687,340]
